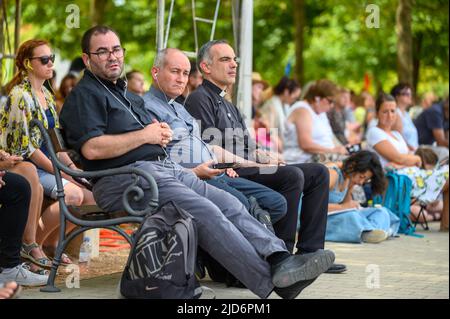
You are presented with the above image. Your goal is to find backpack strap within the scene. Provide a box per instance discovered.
[397,174,424,238]
[171,202,198,277]
[383,172,398,211]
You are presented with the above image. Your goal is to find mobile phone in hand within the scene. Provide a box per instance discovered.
[212,163,239,169]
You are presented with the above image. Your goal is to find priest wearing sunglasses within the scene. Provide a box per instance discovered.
[0,39,96,272]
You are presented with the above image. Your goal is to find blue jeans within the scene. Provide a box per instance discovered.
[207,175,287,224]
[325,207,400,243]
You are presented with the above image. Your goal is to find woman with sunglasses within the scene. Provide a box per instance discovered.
[0,39,95,270]
[324,150,400,243]
[283,79,348,164]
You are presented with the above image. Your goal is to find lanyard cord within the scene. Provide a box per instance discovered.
[90,72,171,161]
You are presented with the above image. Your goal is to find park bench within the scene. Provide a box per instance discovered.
[30,119,159,293]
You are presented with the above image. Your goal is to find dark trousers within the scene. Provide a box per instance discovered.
[237,163,329,254]
[206,175,287,223]
[0,172,31,268]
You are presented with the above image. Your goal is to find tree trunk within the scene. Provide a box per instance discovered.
[396,0,414,88]
[293,0,305,84]
[412,33,423,97]
[90,0,107,26]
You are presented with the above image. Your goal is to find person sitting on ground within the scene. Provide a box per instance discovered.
[283,79,348,164]
[390,83,419,151]
[59,25,335,299]
[125,70,145,96]
[325,150,400,244]
[0,39,96,268]
[0,153,48,286]
[366,93,449,231]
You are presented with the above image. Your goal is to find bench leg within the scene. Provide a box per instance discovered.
[40,225,134,293]
[40,227,86,293]
[39,241,66,292]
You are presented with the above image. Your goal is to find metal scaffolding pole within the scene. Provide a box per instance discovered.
[235,0,253,126]
[154,0,253,127]
[156,0,165,52]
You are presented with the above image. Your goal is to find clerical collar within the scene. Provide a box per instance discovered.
[203,79,227,98]
[149,85,176,105]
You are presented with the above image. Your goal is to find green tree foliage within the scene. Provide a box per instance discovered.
[2,0,447,97]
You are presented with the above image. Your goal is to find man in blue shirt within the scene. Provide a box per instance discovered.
[143,48,287,227]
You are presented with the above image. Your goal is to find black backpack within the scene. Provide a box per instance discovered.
[120,201,202,299]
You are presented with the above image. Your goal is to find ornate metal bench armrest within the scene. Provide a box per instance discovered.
[30,119,158,217]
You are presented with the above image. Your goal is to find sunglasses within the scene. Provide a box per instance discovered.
[30,54,55,65]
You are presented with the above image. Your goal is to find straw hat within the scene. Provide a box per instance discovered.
[252,72,269,90]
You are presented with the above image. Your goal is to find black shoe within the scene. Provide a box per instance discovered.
[248,197,275,234]
[271,249,335,288]
[274,277,317,299]
[325,263,347,274]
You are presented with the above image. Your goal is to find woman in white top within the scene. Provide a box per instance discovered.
[283,79,347,164]
[366,93,421,167]
[366,93,448,230]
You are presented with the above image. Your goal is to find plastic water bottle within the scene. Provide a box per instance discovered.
[79,237,92,269]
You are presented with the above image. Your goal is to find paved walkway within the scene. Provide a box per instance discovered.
[20,222,448,299]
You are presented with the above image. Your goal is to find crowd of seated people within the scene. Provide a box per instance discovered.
[247,74,448,232]
[0,25,448,299]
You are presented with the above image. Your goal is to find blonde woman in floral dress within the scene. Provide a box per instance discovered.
[0,39,95,269]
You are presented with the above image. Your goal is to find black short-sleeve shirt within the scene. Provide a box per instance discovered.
[60,70,165,171]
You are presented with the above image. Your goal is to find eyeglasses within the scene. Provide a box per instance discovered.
[89,47,126,61]
[30,54,55,65]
